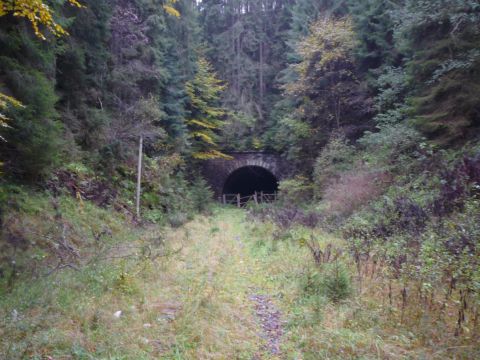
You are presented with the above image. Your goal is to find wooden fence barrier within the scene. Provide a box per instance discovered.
[220,192,277,208]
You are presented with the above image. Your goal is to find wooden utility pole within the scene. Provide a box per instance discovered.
[136,135,143,220]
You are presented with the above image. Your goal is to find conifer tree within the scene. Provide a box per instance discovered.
[185,57,230,160]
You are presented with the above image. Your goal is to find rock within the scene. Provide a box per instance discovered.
[113,310,122,318]
[11,309,18,322]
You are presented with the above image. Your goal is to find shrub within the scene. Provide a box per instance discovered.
[168,212,188,228]
[278,176,313,205]
[313,132,355,197]
[358,123,423,167]
[248,204,323,234]
[125,155,213,224]
[432,155,480,216]
[323,169,391,217]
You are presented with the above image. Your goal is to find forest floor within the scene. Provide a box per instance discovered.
[2,204,478,359]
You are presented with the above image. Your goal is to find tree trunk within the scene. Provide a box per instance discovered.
[259,41,264,101]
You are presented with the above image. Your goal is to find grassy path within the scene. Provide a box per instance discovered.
[1,205,393,359]
[156,207,286,359]
[2,205,293,359]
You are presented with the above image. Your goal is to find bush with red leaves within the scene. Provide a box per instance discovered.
[323,170,392,217]
[432,155,480,216]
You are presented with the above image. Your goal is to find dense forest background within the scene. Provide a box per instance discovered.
[1,1,480,357]
[1,1,480,182]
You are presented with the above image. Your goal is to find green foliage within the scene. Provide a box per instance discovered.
[264,106,312,162]
[373,67,409,117]
[278,176,313,205]
[0,92,21,139]
[287,16,360,129]
[185,57,230,160]
[359,123,424,167]
[313,132,355,196]
[0,55,63,179]
[278,15,373,167]
[319,262,352,302]
[189,177,214,214]
[392,0,480,143]
[347,0,397,71]
[1,0,480,355]
[340,148,480,336]
[220,111,258,151]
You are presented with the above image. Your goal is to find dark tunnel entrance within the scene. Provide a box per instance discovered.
[222,166,278,197]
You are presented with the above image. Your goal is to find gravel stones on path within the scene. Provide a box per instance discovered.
[249,294,285,357]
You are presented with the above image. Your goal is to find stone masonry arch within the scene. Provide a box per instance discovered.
[202,152,292,197]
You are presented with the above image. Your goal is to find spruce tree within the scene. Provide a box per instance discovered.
[185,57,230,160]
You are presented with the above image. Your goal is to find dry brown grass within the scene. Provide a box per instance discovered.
[323,169,392,217]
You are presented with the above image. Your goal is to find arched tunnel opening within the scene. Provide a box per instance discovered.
[222,166,278,197]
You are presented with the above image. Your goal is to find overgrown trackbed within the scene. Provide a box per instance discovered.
[1,206,299,359]
[156,208,288,359]
[4,204,475,359]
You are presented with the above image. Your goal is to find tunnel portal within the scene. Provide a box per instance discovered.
[222,166,278,197]
[201,152,291,198]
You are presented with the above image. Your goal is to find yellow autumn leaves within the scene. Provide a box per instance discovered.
[185,58,232,160]
[0,93,22,141]
[0,0,83,39]
[163,0,180,18]
[0,0,180,137]
[0,1,178,40]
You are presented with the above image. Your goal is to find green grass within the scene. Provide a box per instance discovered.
[1,195,480,358]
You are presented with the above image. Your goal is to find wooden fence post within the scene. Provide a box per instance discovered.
[222,194,226,205]
[260,191,264,203]
[135,135,143,221]
[254,192,258,205]
[237,194,241,208]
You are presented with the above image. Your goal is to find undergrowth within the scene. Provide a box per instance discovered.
[246,211,480,358]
